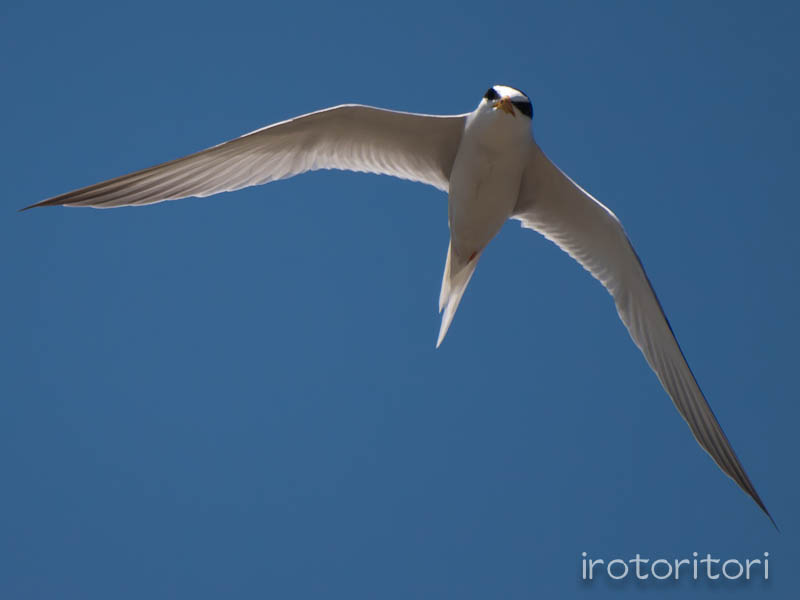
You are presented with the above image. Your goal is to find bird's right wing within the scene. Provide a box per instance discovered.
[24,105,467,210]
[512,144,772,522]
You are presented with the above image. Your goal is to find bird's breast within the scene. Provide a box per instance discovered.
[447,131,531,260]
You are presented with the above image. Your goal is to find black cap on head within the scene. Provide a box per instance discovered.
[483,84,533,119]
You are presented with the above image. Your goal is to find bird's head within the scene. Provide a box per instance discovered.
[480,85,533,120]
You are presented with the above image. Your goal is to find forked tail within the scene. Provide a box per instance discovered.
[437,242,483,347]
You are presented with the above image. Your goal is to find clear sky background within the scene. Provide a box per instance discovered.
[2,1,798,598]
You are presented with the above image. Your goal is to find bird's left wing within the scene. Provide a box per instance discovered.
[23,105,467,209]
[512,144,772,522]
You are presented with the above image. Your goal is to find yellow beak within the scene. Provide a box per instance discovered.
[493,97,516,117]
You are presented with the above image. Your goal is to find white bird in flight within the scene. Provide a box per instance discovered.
[24,84,772,524]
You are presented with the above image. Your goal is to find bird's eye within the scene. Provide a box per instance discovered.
[484,87,499,101]
[512,99,533,118]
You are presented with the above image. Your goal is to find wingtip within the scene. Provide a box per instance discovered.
[758,501,779,532]
[744,486,778,531]
[19,199,53,212]
[768,514,780,533]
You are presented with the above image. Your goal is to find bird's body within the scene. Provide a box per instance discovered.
[24,85,773,525]
[440,88,534,343]
[450,90,532,256]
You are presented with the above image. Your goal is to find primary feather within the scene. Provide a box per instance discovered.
[23,105,466,210]
[513,144,773,525]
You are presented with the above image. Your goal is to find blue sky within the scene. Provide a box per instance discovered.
[2,1,798,598]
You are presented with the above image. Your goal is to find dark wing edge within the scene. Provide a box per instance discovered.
[22,104,467,210]
[513,144,775,527]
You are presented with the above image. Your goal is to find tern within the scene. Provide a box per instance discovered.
[23,84,772,523]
